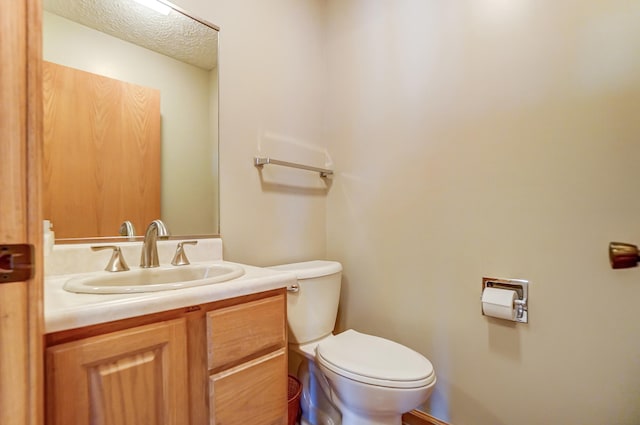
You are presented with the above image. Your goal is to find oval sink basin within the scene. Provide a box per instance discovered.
[63,263,245,294]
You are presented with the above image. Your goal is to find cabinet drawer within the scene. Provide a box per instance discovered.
[209,349,287,425]
[207,294,285,370]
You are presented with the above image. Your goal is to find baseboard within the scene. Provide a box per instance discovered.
[402,409,451,425]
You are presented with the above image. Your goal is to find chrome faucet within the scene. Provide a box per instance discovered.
[140,220,169,268]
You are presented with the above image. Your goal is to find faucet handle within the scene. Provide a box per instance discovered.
[171,240,198,266]
[91,245,130,272]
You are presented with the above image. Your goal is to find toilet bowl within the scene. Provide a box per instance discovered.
[270,261,436,425]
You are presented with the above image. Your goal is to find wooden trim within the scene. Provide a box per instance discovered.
[0,1,43,425]
[27,0,44,424]
[0,0,28,413]
[403,409,451,425]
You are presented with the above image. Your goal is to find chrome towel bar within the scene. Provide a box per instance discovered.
[254,157,333,177]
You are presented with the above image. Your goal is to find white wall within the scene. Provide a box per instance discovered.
[325,1,640,424]
[175,0,328,265]
[43,11,217,235]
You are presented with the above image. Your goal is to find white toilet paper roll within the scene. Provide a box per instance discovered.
[482,287,517,320]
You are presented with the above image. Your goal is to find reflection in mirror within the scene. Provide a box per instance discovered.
[42,0,219,241]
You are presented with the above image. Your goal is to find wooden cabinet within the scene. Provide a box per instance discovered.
[44,289,288,425]
[210,350,287,425]
[46,318,189,425]
[207,295,287,425]
[207,295,286,370]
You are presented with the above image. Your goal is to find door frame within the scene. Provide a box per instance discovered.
[0,0,43,424]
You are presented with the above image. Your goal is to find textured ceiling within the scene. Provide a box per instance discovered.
[43,0,218,70]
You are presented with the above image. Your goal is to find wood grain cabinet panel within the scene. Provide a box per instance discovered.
[46,318,188,425]
[209,349,287,425]
[44,289,289,425]
[207,294,286,370]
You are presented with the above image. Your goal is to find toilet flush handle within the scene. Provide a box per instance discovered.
[287,284,299,293]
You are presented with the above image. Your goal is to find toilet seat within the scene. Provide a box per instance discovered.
[316,329,435,389]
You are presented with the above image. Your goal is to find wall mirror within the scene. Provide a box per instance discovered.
[42,0,219,241]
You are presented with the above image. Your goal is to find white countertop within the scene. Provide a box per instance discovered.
[45,261,296,333]
[44,239,296,333]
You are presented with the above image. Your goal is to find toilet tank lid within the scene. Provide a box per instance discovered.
[268,260,342,279]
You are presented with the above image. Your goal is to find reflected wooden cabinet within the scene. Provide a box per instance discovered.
[44,289,287,425]
[42,61,161,239]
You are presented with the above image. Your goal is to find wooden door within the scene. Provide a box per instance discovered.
[0,0,43,425]
[42,61,161,239]
[46,319,189,425]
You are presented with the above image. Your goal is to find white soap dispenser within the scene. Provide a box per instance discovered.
[43,220,54,257]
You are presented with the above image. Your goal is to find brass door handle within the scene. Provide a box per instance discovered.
[609,242,640,269]
[0,244,34,283]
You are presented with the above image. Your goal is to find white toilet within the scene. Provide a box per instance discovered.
[270,260,436,425]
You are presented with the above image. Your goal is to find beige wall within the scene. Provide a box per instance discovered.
[167,0,639,423]
[325,1,640,424]
[176,0,328,265]
[43,11,217,235]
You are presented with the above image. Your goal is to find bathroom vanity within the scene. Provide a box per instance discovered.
[43,239,295,425]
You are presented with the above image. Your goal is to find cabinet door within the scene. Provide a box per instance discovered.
[46,318,188,425]
[210,349,287,425]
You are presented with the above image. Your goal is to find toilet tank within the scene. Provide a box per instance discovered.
[269,260,342,344]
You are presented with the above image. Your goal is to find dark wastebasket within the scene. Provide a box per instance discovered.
[287,375,302,425]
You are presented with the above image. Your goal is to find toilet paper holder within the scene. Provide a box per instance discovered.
[482,277,529,323]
